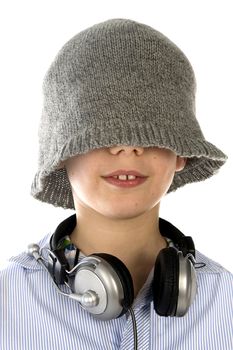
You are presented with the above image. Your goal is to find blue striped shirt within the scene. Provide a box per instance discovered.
[1,232,232,349]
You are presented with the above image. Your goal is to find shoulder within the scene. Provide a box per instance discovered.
[194,250,232,312]
[195,249,233,285]
[0,232,57,321]
[0,232,52,281]
[195,249,232,276]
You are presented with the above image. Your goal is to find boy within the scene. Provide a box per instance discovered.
[0,18,232,349]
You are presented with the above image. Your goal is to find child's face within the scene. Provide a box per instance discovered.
[64,146,186,219]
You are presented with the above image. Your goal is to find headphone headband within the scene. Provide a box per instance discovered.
[50,214,196,258]
[159,218,195,258]
[50,214,77,250]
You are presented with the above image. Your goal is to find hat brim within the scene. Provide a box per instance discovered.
[31,125,227,209]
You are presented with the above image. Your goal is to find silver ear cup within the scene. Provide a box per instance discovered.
[73,255,126,321]
[176,252,197,316]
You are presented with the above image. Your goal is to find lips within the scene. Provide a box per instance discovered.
[103,169,147,178]
[102,169,148,188]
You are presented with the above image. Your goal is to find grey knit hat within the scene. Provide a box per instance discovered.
[31,18,227,210]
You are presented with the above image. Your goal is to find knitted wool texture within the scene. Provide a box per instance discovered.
[31,18,227,210]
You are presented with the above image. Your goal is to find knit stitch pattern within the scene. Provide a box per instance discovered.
[31,18,227,209]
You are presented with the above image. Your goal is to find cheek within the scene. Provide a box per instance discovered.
[66,156,91,186]
[152,163,176,191]
[69,172,92,190]
[68,171,100,204]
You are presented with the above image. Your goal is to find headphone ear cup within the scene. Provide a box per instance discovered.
[73,253,134,320]
[96,253,134,315]
[152,247,179,316]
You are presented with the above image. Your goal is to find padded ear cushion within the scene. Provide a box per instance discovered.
[152,247,179,316]
[95,253,134,316]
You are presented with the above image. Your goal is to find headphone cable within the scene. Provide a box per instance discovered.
[128,307,138,350]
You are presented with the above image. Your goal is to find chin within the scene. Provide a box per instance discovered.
[98,206,148,220]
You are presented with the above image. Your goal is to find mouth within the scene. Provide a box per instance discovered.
[103,169,147,178]
[102,170,148,188]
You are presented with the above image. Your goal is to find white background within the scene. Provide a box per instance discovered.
[0,0,232,272]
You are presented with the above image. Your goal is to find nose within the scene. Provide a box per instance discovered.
[108,145,144,156]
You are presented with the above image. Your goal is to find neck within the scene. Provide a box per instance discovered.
[70,203,167,296]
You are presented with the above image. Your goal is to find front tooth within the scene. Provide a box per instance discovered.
[118,175,128,180]
[115,175,137,180]
[128,175,136,180]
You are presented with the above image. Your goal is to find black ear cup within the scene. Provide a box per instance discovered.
[152,247,179,316]
[96,253,134,315]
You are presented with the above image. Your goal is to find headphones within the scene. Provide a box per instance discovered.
[28,214,197,321]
